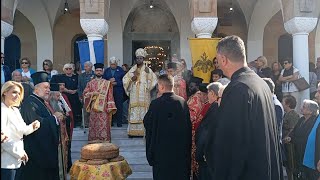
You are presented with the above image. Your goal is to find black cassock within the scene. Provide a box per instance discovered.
[207,67,283,180]
[18,94,60,180]
[143,92,192,180]
[195,102,219,180]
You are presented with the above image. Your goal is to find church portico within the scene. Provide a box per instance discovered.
[1,0,319,87]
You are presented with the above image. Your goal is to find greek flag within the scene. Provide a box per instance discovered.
[77,40,104,69]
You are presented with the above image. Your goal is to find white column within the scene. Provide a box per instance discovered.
[1,20,13,53]
[284,17,318,102]
[80,19,109,65]
[191,17,218,38]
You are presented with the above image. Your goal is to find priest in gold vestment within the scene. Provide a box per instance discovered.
[123,48,157,136]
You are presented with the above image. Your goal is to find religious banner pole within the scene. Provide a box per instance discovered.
[189,38,220,83]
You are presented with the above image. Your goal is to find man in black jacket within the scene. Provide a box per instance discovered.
[207,35,283,180]
[144,74,192,180]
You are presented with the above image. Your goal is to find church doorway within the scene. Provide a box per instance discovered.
[4,34,21,72]
[132,40,170,72]
[123,1,180,67]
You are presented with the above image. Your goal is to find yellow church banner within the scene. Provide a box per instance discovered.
[189,38,220,83]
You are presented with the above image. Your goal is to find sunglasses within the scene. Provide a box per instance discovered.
[43,63,49,66]
[21,62,29,64]
[65,68,72,70]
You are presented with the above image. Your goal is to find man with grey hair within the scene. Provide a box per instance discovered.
[103,56,125,127]
[207,35,283,179]
[78,61,94,127]
[12,70,33,101]
[19,71,64,180]
[195,82,222,179]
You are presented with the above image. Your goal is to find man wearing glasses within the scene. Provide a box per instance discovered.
[1,52,11,86]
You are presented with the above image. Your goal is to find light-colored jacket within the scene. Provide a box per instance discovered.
[1,102,35,169]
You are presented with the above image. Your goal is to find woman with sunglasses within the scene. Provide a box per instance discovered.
[59,63,82,128]
[279,58,300,112]
[16,57,36,85]
[42,59,57,81]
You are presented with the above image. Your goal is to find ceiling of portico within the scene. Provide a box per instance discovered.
[8,0,263,30]
[50,0,258,27]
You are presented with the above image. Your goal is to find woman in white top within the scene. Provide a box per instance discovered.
[16,57,36,85]
[1,81,40,180]
[279,58,301,113]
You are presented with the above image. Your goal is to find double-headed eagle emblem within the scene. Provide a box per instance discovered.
[194,52,214,73]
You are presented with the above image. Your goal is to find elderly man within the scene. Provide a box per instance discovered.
[11,70,33,101]
[123,48,157,137]
[78,61,94,127]
[207,36,282,179]
[18,71,64,180]
[103,57,125,127]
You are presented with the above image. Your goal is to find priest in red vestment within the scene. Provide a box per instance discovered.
[83,63,117,142]
[187,83,208,178]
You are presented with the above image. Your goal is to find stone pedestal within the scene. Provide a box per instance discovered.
[191,17,218,38]
[80,19,108,65]
[284,17,318,101]
[1,20,13,53]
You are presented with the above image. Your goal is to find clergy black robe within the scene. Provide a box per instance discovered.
[143,92,192,180]
[18,94,60,180]
[290,115,319,179]
[208,67,282,180]
[195,102,219,180]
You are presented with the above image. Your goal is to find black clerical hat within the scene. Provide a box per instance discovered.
[94,63,104,69]
[50,83,60,91]
[199,83,209,93]
[167,62,177,70]
[31,71,49,85]
[190,76,203,85]
[50,74,63,84]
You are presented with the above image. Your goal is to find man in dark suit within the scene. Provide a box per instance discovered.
[1,52,11,85]
[103,57,125,127]
[143,74,192,180]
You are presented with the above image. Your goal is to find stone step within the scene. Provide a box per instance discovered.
[127,172,153,179]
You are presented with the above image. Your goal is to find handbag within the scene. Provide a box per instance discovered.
[292,75,310,91]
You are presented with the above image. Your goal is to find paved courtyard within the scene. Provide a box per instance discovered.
[69,125,288,180]
[69,125,153,180]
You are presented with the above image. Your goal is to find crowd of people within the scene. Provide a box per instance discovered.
[1,35,320,180]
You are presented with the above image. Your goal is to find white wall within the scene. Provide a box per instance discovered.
[108,0,124,66]
[17,0,53,70]
[247,0,280,62]
[316,19,320,61]
[165,0,194,69]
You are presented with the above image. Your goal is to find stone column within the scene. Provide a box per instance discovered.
[284,17,318,101]
[190,0,218,38]
[79,0,111,65]
[1,21,13,53]
[80,19,108,65]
